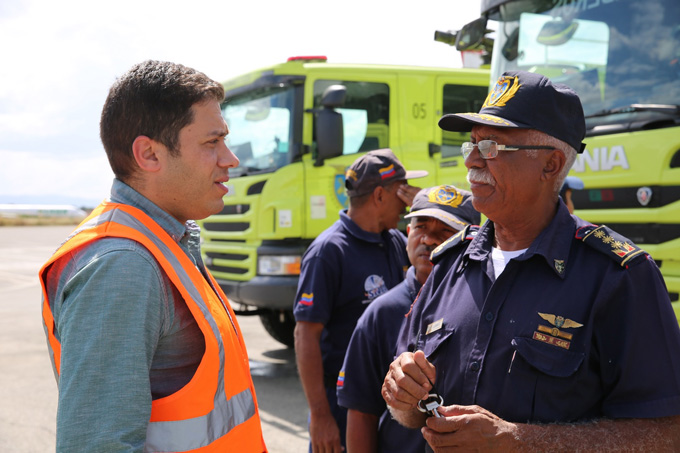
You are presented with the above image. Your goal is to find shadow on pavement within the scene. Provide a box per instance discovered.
[249,347,310,450]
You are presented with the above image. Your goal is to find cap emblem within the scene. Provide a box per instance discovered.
[483,75,521,108]
[379,164,396,180]
[428,186,463,208]
[345,168,358,181]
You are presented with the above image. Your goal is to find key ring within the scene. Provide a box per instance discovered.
[417,393,444,417]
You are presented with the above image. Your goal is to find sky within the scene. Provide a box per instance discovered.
[0,0,482,207]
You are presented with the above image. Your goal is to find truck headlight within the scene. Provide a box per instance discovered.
[258,255,301,276]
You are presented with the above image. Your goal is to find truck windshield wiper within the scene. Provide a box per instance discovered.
[585,104,680,119]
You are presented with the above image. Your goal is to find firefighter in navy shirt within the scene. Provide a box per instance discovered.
[337,185,479,453]
[294,149,426,453]
[382,71,680,451]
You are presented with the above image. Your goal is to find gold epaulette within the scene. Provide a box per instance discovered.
[431,225,479,264]
[574,224,647,267]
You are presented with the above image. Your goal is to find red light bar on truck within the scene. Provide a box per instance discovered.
[287,56,327,62]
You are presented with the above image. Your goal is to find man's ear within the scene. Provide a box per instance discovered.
[372,185,385,204]
[542,149,566,181]
[132,136,162,173]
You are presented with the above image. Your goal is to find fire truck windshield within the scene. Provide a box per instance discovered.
[490,0,680,127]
[222,85,296,176]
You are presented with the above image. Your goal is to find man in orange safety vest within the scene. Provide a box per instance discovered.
[40,60,267,452]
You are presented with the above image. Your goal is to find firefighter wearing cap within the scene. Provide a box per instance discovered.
[382,71,680,451]
[294,149,427,453]
[337,185,479,453]
[560,175,584,214]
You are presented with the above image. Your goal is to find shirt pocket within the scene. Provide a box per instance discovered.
[505,336,587,422]
[421,328,455,362]
[511,337,584,377]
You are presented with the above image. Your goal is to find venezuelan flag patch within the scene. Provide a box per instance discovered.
[299,293,314,306]
[337,371,345,387]
[379,164,396,179]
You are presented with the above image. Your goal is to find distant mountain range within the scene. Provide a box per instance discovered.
[0,194,104,209]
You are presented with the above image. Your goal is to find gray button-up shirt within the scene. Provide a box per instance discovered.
[43,179,206,452]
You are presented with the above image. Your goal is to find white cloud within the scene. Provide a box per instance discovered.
[0,0,482,201]
[0,149,113,204]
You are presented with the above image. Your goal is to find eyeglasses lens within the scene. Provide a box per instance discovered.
[462,140,497,159]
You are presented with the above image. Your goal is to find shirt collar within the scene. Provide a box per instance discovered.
[404,266,423,298]
[338,210,389,244]
[465,202,575,278]
[109,178,189,243]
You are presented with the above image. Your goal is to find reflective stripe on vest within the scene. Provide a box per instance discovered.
[40,202,266,452]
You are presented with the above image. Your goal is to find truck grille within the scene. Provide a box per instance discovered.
[200,198,257,281]
[202,222,250,232]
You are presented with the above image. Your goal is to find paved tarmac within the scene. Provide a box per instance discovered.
[0,225,309,452]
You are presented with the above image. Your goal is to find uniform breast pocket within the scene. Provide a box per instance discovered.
[511,337,584,377]
[420,328,455,362]
[503,336,587,422]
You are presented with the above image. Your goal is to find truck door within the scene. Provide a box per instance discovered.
[304,76,396,238]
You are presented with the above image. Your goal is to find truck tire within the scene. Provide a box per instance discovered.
[259,309,296,348]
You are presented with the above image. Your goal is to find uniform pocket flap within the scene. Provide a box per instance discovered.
[421,328,455,360]
[512,337,584,378]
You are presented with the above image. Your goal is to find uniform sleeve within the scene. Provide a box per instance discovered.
[54,246,167,452]
[293,249,339,325]
[597,256,680,418]
[337,303,392,415]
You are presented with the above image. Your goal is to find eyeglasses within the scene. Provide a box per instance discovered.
[461,140,555,160]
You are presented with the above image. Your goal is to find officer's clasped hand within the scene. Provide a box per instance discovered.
[382,350,437,412]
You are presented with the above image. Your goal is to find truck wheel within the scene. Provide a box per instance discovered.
[259,309,296,348]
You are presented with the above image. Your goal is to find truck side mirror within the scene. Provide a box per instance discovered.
[456,16,488,51]
[315,85,346,166]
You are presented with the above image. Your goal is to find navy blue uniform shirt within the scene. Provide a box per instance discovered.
[294,210,409,385]
[337,266,425,453]
[398,202,680,423]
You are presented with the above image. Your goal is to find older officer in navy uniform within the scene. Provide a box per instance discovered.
[337,185,479,453]
[382,71,680,451]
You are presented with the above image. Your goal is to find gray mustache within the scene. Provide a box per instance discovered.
[467,168,496,186]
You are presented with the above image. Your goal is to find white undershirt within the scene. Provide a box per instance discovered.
[491,247,528,279]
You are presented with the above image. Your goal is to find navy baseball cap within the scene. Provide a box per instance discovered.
[405,185,480,230]
[439,71,586,153]
[345,149,428,197]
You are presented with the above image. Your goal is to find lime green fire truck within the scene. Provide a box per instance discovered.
[452,0,680,317]
[198,58,490,345]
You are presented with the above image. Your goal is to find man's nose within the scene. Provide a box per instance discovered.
[219,143,240,168]
[420,232,438,246]
[464,146,485,169]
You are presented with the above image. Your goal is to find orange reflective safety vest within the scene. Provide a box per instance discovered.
[40,202,267,452]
